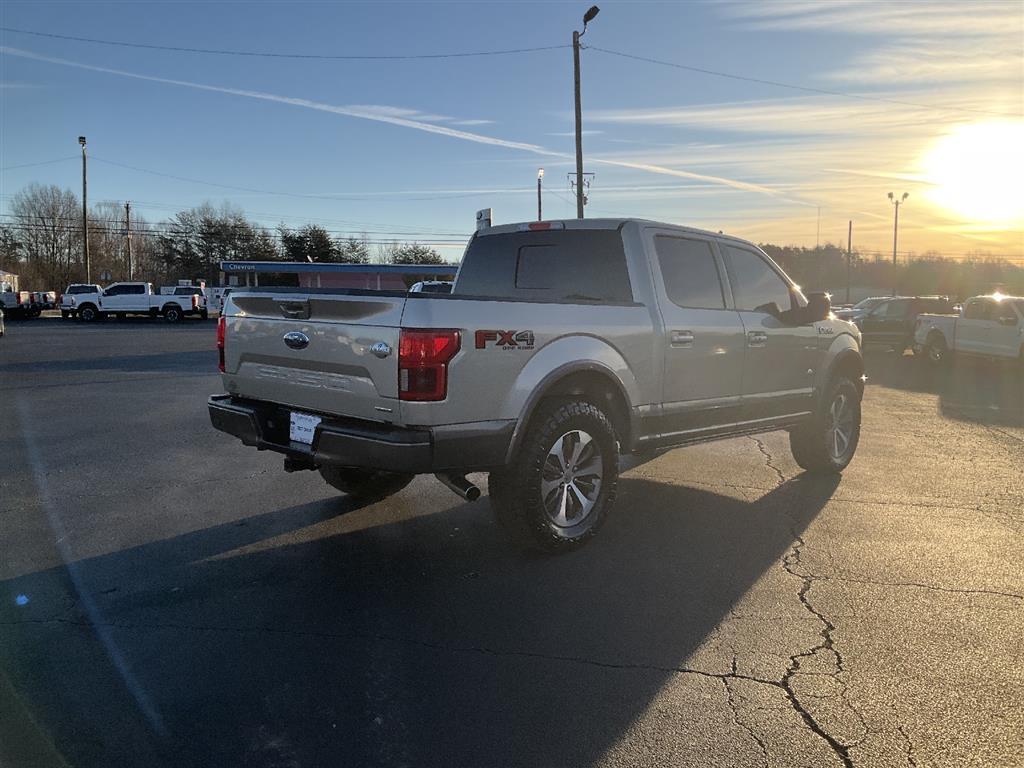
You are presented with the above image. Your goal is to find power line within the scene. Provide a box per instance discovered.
[587,46,1023,118]
[0,156,78,172]
[0,26,568,60]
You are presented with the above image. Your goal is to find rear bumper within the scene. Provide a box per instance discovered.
[208,394,514,474]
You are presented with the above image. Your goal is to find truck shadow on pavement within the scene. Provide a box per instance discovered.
[1,350,217,375]
[1,473,840,768]
[863,348,1023,428]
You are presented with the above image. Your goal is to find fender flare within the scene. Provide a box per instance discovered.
[505,359,635,463]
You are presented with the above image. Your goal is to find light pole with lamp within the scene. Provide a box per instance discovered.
[888,191,908,296]
[79,136,90,283]
[573,5,600,219]
[537,168,544,221]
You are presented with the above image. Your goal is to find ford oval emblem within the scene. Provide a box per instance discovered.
[283,331,310,350]
[370,341,392,359]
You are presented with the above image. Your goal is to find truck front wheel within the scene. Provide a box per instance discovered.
[319,466,413,500]
[789,376,861,474]
[489,399,619,554]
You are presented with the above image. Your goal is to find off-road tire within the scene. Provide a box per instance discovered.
[78,304,99,322]
[163,306,183,323]
[489,399,619,554]
[319,466,414,500]
[789,376,861,474]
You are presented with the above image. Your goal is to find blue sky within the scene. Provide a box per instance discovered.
[2,1,1022,261]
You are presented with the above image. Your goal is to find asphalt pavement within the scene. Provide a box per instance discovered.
[1,315,1022,768]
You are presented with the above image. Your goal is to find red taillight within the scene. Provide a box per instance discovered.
[398,329,460,401]
[217,316,226,373]
[192,294,199,309]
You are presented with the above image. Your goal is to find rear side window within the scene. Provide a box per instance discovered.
[456,230,632,303]
[963,300,993,320]
[722,245,794,313]
[126,284,146,295]
[654,236,725,309]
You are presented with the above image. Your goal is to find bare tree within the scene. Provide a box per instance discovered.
[9,184,82,289]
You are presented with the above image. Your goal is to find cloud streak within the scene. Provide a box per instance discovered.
[0,45,788,200]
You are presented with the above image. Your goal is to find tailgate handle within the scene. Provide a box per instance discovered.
[277,299,310,320]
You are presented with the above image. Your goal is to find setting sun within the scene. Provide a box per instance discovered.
[922,121,1024,225]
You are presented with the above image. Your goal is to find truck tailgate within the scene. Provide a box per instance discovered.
[223,292,406,422]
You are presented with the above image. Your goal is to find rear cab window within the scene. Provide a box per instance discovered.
[455,229,633,303]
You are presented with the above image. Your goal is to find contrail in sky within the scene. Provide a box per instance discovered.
[2,45,791,200]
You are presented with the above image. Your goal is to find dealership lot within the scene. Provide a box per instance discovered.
[2,319,1022,768]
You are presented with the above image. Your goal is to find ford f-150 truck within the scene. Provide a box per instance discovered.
[71,282,203,322]
[913,294,1024,365]
[209,218,864,552]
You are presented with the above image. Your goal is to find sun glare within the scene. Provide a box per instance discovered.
[922,121,1024,225]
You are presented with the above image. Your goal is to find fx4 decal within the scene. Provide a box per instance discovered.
[816,325,835,335]
[475,330,536,350]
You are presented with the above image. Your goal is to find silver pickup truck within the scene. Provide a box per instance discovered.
[209,218,864,552]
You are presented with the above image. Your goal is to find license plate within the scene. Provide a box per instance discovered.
[289,411,322,445]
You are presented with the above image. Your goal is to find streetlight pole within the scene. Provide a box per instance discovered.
[537,168,544,221]
[573,6,600,220]
[79,136,90,283]
[888,192,908,296]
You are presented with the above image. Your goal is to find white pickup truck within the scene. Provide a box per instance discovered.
[71,282,204,323]
[914,294,1024,365]
[0,283,40,319]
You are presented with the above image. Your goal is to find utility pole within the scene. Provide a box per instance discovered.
[815,206,820,249]
[125,201,133,280]
[846,220,852,305]
[79,136,90,283]
[573,6,600,220]
[888,192,908,296]
[537,168,544,221]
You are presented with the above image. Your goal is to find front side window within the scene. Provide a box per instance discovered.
[722,246,793,314]
[104,285,124,296]
[127,284,146,295]
[995,301,1018,323]
[654,236,725,310]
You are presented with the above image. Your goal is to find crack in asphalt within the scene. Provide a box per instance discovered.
[896,723,919,768]
[722,665,769,768]
[749,437,787,487]
[781,530,859,768]
[814,574,1023,601]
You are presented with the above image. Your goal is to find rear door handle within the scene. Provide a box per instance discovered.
[670,330,694,348]
[747,331,768,347]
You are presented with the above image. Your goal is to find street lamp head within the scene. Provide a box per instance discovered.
[887,191,894,201]
[902,192,909,201]
[538,168,545,180]
[78,136,86,146]
[583,5,600,24]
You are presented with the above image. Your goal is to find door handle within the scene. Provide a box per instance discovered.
[747,331,768,347]
[670,330,694,348]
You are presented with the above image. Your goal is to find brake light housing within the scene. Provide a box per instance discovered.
[217,315,226,372]
[398,329,460,401]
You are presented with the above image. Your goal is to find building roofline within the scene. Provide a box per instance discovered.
[219,261,457,274]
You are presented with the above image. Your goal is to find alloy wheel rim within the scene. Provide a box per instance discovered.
[828,393,855,460]
[541,429,603,528]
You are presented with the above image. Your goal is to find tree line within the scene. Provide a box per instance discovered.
[1,182,1021,300]
[0,184,446,290]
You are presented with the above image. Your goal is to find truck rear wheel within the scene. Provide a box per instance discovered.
[489,399,619,554]
[923,333,949,366]
[319,466,413,500]
[789,376,861,474]
[163,305,182,323]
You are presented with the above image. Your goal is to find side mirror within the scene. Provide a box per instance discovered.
[805,292,831,323]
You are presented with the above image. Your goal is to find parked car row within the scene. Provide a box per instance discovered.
[834,295,955,351]
[60,282,209,323]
